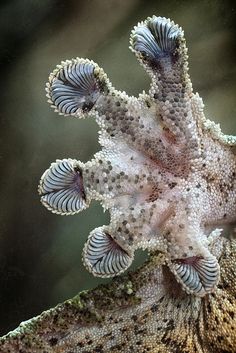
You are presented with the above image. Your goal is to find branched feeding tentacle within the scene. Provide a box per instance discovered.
[39,16,236,297]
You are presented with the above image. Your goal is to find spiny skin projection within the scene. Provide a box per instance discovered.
[39,16,236,297]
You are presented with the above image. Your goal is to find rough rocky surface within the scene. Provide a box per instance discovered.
[0,238,235,352]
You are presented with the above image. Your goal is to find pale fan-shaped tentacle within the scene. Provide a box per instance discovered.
[130,16,181,63]
[82,226,133,277]
[46,58,164,154]
[168,255,220,297]
[46,58,112,117]
[130,16,184,79]
[46,57,195,166]
[38,159,88,215]
[130,16,200,158]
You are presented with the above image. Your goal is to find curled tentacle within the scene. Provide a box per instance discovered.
[168,255,220,297]
[130,16,200,156]
[46,56,194,167]
[38,159,88,215]
[46,58,111,117]
[82,226,133,277]
[83,201,170,277]
[130,16,182,65]
[46,57,179,163]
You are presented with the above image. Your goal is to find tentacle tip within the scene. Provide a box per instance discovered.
[83,227,133,278]
[46,58,110,117]
[168,255,220,297]
[130,16,183,64]
[38,159,88,215]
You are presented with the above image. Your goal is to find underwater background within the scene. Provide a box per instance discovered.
[0,0,236,335]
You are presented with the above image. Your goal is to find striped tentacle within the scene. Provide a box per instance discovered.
[38,159,88,215]
[46,58,111,117]
[168,255,220,297]
[83,226,133,277]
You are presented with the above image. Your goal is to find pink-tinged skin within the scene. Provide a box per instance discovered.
[38,16,236,297]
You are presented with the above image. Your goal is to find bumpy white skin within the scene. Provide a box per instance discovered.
[39,16,236,297]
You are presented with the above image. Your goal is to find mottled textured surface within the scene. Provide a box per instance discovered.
[38,16,236,297]
[1,13,236,353]
[0,238,235,352]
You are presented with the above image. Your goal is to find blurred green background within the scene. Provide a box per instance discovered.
[0,0,235,336]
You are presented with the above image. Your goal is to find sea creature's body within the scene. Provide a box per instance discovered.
[39,16,236,297]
